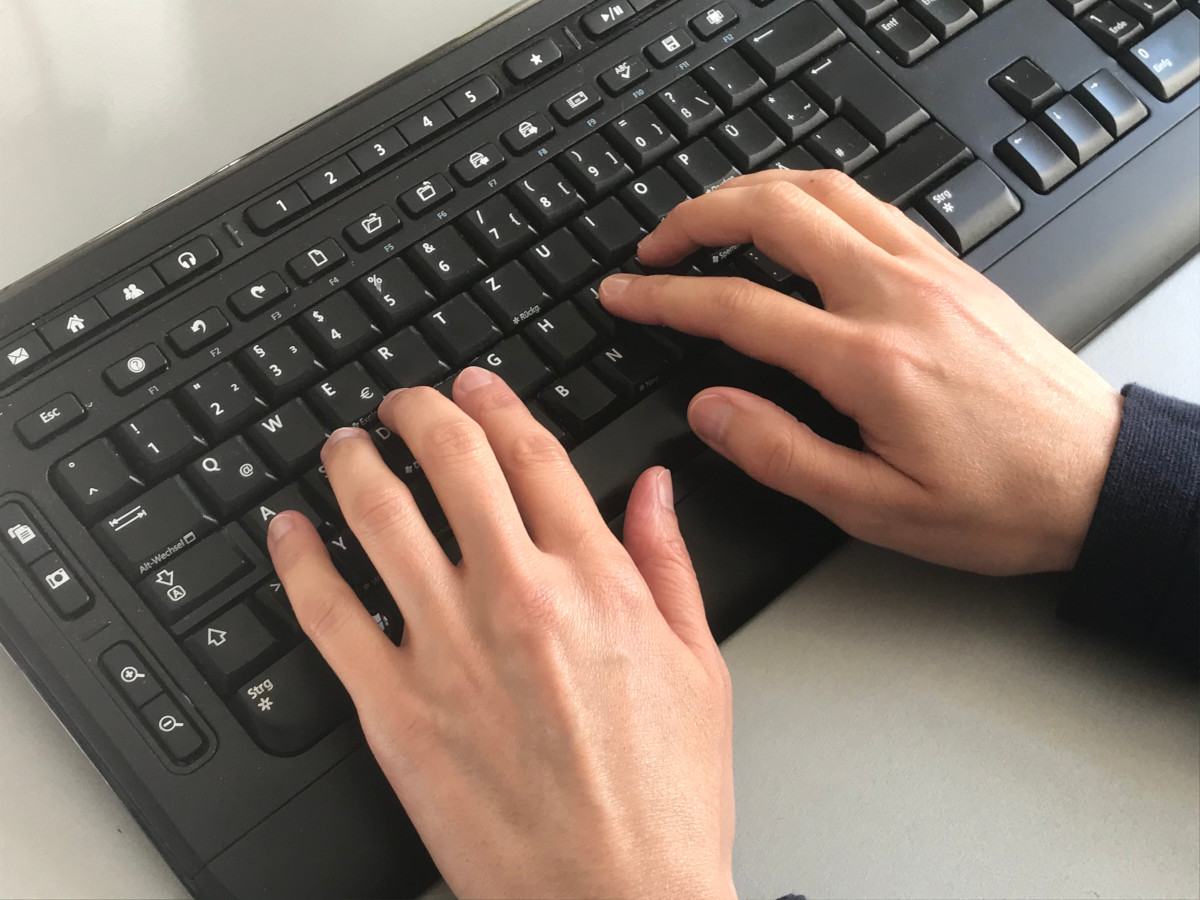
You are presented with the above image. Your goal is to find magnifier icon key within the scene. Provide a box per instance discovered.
[120,665,145,683]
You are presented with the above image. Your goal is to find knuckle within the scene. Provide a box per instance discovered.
[299,587,355,646]
[711,277,762,328]
[808,168,857,197]
[424,417,489,463]
[509,427,570,471]
[751,426,800,486]
[759,179,808,216]
[348,484,416,538]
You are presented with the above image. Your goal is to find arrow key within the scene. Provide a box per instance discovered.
[167,307,231,356]
[184,601,281,695]
[137,529,251,622]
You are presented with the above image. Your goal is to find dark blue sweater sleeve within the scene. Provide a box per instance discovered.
[1061,384,1200,668]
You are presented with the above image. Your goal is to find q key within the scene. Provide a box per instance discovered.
[168,308,231,356]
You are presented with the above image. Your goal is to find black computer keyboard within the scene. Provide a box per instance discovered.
[0,0,1196,895]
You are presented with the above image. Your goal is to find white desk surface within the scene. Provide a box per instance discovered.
[1,4,1197,898]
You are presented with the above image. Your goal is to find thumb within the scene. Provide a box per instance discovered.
[622,467,715,656]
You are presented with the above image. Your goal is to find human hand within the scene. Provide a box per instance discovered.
[599,169,1123,576]
[266,368,734,900]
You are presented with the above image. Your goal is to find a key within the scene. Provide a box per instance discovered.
[444,75,501,117]
[325,529,377,591]
[398,174,455,217]
[299,155,360,202]
[99,643,163,707]
[343,205,402,250]
[242,484,325,546]
[996,121,1076,193]
[526,302,600,369]
[471,336,553,398]
[571,197,646,265]
[15,393,86,448]
[713,109,786,170]
[406,227,486,297]
[371,426,421,480]
[40,298,108,351]
[737,246,796,288]
[742,5,845,81]
[154,236,221,285]
[364,329,450,390]
[550,85,603,125]
[833,0,900,25]
[239,327,324,403]
[186,437,276,518]
[856,123,973,207]
[306,363,384,428]
[116,400,207,480]
[348,126,407,173]
[140,694,205,762]
[604,106,680,170]
[451,143,505,185]
[470,261,551,331]
[989,58,1064,118]
[398,100,454,145]
[620,167,691,226]
[246,186,310,234]
[247,399,329,477]
[351,257,436,330]
[1077,3,1144,54]
[178,362,265,441]
[228,273,290,320]
[1122,14,1200,101]
[559,135,634,201]
[590,332,673,397]
[95,268,165,317]
[668,138,741,194]
[505,38,563,81]
[650,78,724,140]
[538,368,620,436]
[295,291,379,365]
[523,229,601,296]
[91,477,218,578]
[871,9,940,65]
[300,466,339,520]
[645,29,695,66]
[691,2,739,39]
[1113,0,1180,26]
[286,239,346,285]
[919,161,1022,253]
[573,278,620,336]
[138,530,252,623]
[31,553,92,618]
[1036,95,1113,166]
[168,307,230,355]
[53,440,143,522]
[908,0,977,40]
[599,55,651,95]
[458,195,540,264]
[510,164,585,230]
[1072,69,1148,138]
[805,118,879,173]
[1,332,49,387]
[906,208,959,255]
[696,51,768,110]
[184,601,280,695]
[799,44,929,149]
[104,344,169,395]
[755,82,828,142]
[501,114,556,154]
[419,295,502,365]
[0,504,52,566]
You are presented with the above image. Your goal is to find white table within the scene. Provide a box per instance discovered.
[1,3,1197,898]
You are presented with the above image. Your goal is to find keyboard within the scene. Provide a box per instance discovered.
[0,0,1196,895]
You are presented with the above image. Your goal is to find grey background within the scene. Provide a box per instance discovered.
[0,3,1196,898]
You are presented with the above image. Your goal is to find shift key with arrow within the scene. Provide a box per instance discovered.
[137,529,251,622]
[184,601,281,695]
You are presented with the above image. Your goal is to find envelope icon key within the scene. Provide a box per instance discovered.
[6,347,30,366]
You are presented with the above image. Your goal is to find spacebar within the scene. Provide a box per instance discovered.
[856,123,972,208]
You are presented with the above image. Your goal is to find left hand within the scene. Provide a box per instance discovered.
[266,368,735,899]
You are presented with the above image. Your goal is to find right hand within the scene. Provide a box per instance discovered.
[600,169,1123,576]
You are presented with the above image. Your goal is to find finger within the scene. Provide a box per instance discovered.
[599,273,849,391]
[636,181,889,290]
[320,427,455,622]
[687,387,922,526]
[451,367,611,554]
[622,467,716,658]
[267,511,400,707]
[379,386,532,565]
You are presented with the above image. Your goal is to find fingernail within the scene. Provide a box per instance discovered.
[267,510,295,546]
[321,427,361,461]
[599,273,636,303]
[455,366,493,394]
[656,468,674,511]
[689,394,733,443]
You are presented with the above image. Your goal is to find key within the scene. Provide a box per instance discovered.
[451,143,505,184]
[856,123,973,207]
[905,208,958,256]
[529,402,571,447]
[1123,14,1200,101]
[116,400,207,480]
[242,484,325,546]
[184,601,280,695]
[645,29,695,66]
[306,363,385,428]
[510,164,585,230]
[53,439,143,522]
[248,399,329,476]
[0,504,52,566]
[741,5,845,81]
[104,344,169,394]
[963,0,1008,9]
[737,246,795,288]
[1036,95,1113,165]
[301,465,340,520]
[696,51,768,110]
[996,121,1076,193]
[444,75,501,118]
[254,578,302,637]
[989,58,1064,118]
[559,134,634,201]
[99,643,163,708]
[908,0,977,40]
[91,477,217,578]
[539,368,620,436]
[239,327,325,403]
[690,2,738,38]
[153,236,221,285]
[1113,0,1179,26]
[1072,68,1148,138]
[713,109,786,170]
[168,307,230,355]
[1077,3,1145,54]
[138,530,252,623]
[1,332,49,387]
[526,302,600,369]
[246,185,310,234]
[806,118,878,173]
[40,298,108,351]
[599,55,651,95]
[399,174,455,217]
[524,229,601,296]
[651,78,724,139]
[325,530,376,591]
[228,273,290,320]
[365,328,450,389]
[371,426,421,480]
[406,227,486,297]
[419,295,501,365]
[472,336,553,398]
[551,85,603,125]
[233,643,350,756]
[604,106,680,170]
[919,161,1022,253]
[299,155,360,202]
[799,44,929,149]
[179,362,264,440]
[574,278,620,336]
[398,100,454,145]
[186,437,276,518]
[833,0,899,25]
[583,1,636,36]
[459,195,539,264]
[295,291,379,365]
[15,393,86,448]
[571,197,646,265]
[504,38,563,81]
[668,138,740,194]
[470,261,551,331]
[872,9,939,65]
[620,167,690,226]
[286,239,346,284]
[755,82,828,142]
[352,257,436,329]
[95,267,165,317]
[501,114,555,154]
[343,205,401,250]
[140,694,205,762]
[590,332,673,397]
[31,553,92,618]
[348,126,407,173]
